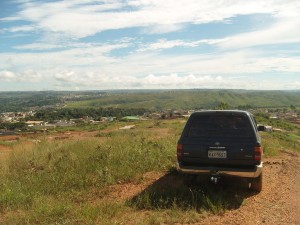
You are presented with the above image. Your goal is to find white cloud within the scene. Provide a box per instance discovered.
[1,0,298,45]
[2,0,299,52]
[292,82,300,89]
[9,42,131,66]
[0,25,35,34]
[1,45,299,90]
[5,0,293,38]
[9,25,35,32]
[1,63,298,90]
[1,0,300,90]
[219,16,300,49]
[14,43,63,50]
[47,71,300,90]
[137,38,227,51]
[1,44,300,78]
[50,70,230,89]
[138,39,193,51]
[55,70,76,82]
[0,16,21,22]
[142,24,185,34]
[0,71,16,81]
[13,41,99,50]
[0,69,41,82]
[142,73,223,88]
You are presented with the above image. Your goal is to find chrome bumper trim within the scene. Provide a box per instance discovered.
[176,162,263,178]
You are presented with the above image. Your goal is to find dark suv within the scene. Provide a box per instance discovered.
[177,110,264,191]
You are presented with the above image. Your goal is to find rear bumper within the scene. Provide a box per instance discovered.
[176,162,263,178]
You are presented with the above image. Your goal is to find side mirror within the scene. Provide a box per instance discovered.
[257,125,266,131]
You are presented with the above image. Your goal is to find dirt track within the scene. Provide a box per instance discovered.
[198,150,300,225]
[107,150,300,225]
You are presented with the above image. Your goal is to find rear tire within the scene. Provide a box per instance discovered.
[251,173,262,192]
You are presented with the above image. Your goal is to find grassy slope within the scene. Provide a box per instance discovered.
[66,90,300,109]
[257,116,300,155]
[1,90,299,112]
[0,91,63,113]
[0,119,299,224]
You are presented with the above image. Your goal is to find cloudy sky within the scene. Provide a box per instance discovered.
[0,0,300,91]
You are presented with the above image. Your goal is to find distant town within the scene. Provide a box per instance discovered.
[1,107,299,135]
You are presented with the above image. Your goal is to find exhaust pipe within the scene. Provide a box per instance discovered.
[211,176,220,184]
[210,172,220,184]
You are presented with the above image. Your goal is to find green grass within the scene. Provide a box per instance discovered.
[262,131,300,156]
[0,118,299,224]
[256,115,300,155]
[2,131,176,196]
[127,176,245,213]
[0,122,179,224]
[1,90,300,113]
[66,90,300,110]
[0,140,19,147]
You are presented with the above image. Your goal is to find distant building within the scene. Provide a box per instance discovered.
[2,117,13,122]
[26,121,44,126]
[121,116,140,121]
[264,126,273,132]
[149,113,162,119]
[119,125,135,130]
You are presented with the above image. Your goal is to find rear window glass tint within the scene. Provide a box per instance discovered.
[187,114,254,137]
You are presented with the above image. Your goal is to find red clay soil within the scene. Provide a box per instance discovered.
[198,150,300,225]
[103,151,300,225]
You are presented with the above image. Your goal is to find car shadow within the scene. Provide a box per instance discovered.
[128,171,258,212]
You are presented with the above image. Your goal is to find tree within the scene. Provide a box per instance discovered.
[214,101,230,110]
[290,104,296,110]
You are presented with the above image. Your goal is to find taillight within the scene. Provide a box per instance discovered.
[177,144,183,160]
[254,146,262,163]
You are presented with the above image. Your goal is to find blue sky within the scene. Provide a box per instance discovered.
[0,0,300,91]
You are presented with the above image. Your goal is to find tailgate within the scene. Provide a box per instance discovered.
[181,137,255,166]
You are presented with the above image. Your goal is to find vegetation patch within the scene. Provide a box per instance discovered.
[127,173,249,214]
[0,119,299,224]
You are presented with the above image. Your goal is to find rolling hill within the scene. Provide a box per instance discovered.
[65,89,300,110]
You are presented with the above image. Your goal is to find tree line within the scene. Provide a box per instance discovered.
[0,122,27,130]
[26,107,149,121]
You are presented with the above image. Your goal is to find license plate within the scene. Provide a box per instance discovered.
[208,150,227,158]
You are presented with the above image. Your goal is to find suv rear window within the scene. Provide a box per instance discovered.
[187,114,254,137]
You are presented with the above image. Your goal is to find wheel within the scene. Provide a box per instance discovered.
[251,173,262,192]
